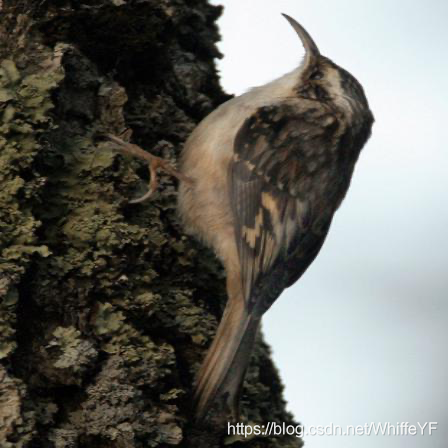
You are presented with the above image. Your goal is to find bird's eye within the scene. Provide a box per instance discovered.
[310,70,323,80]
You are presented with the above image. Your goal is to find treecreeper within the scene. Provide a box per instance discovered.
[108,14,374,424]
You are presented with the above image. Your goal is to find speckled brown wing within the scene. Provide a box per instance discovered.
[230,103,341,313]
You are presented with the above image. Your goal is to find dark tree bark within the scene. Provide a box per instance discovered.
[0,1,302,446]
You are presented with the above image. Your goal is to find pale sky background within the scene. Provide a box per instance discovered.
[209,1,448,447]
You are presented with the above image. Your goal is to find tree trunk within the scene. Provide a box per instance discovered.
[0,1,302,446]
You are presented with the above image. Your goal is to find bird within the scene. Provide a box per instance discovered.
[177,14,374,422]
[107,13,374,423]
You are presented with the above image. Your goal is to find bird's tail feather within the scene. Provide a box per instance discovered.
[193,297,260,421]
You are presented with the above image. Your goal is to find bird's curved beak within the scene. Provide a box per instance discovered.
[282,14,320,70]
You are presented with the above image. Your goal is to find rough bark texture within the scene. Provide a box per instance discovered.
[0,1,302,447]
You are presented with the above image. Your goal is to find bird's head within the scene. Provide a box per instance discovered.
[282,14,371,116]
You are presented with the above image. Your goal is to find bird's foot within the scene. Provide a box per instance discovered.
[105,133,193,203]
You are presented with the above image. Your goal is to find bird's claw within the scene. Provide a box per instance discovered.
[104,133,193,203]
[129,157,166,203]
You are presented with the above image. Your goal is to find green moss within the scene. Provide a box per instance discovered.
[49,326,97,371]
[0,52,65,362]
[0,285,18,359]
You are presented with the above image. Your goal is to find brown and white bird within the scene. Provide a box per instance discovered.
[177,14,374,421]
[108,13,374,422]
